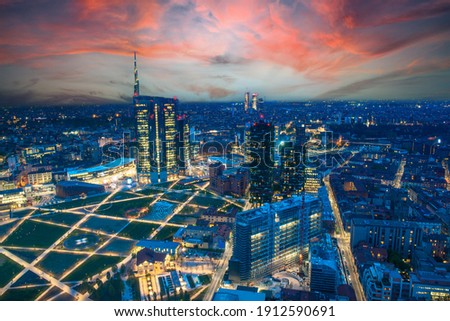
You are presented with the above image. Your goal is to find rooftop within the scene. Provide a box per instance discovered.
[212,288,265,301]
[136,240,180,252]
[352,218,423,229]
[67,158,134,176]
[136,248,168,266]
[237,195,320,222]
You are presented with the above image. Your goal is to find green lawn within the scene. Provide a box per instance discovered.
[38,286,62,301]
[112,192,140,201]
[79,216,129,234]
[189,196,226,208]
[35,212,83,226]
[1,220,69,248]
[168,215,197,225]
[95,198,154,217]
[118,222,160,240]
[153,226,180,241]
[98,238,137,256]
[10,209,35,218]
[162,192,192,203]
[62,255,122,282]
[0,221,20,239]
[61,230,104,252]
[37,251,88,278]
[0,253,24,287]
[0,285,49,301]
[45,194,109,210]
[6,249,44,263]
[12,270,49,287]
[171,184,198,191]
[137,188,164,196]
[177,205,198,215]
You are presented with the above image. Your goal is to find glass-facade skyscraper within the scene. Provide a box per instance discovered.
[229,195,322,281]
[134,96,151,183]
[279,140,304,198]
[133,53,188,184]
[245,120,275,207]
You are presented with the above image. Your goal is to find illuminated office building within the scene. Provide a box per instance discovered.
[133,53,187,184]
[148,97,179,183]
[135,96,181,184]
[229,195,322,281]
[279,140,304,198]
[135,96,151,183]
[244,92,250,112]
[176,114,190,175]
[245,120,274,207]
[304,164,321,195]
[252,93,258,111]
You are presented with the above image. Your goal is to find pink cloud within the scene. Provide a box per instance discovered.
[0,0,448,102]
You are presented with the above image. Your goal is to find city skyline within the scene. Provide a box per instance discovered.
[1,0,450,107]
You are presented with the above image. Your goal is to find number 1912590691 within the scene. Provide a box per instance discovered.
[256,305,335,317]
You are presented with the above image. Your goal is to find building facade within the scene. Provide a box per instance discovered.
[28,170,52,185]
[244,120,275,207]
[279,140,304,198]
[229,195,322,281]
[351,218,424,257]
[133,53,189,184]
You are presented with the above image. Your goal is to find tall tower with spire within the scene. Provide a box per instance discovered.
[133,51,140,97]
[132,51,187,184]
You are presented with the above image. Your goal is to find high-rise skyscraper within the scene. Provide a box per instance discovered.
[279,140,304,197]
[304,164,321,195]
[123,131,131,160]
[133,53,188,184]
[244,120,275,207]
[149,97,179,183]
[252,93,258,111]
[176,114,190,175]
[133,51,139,97]
[134,96,151,183]
[228,195,322,281]
[244,92,250,112]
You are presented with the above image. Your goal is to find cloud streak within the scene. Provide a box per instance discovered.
[0,0,449,105]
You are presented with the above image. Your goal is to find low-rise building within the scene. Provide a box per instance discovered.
[135,248,171,275]
[351,218,424,257]
[0,188,27,208]
[55,180,105,198]
[28,170,52,185]
[135,240,181,259]
[410,269,450,300]
[361,263,411,301]
[200,206,238,225]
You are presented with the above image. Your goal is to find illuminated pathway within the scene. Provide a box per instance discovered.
[0,247,85,300]
[0,208,39,243]
[0,179,242,301]
[149,181,210,239]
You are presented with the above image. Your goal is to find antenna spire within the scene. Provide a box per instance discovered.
[133,51,140,97]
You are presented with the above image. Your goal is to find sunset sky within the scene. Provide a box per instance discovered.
[0,0,449,106]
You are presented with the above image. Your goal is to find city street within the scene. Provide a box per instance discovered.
[324,175,366,301]
[203,240,233,301]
